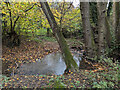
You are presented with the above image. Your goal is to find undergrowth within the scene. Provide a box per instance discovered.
[43,57,119,88]
[0,75,10,88]
[88,57,119,88]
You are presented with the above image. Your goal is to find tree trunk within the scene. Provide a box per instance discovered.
[97,2,107,59]
[112,2,119,39]
[105,2,113,47]
[40,2,78,70]
[89,2,98,26]
[116,18,120,44]
[113,2,120,44]
[107,2,113,17]
[105,17,112,47]
[5,3,36,47]
[46,28,50,37]
[3,19,7,35]
[80,2,95,59]
[0,6,2,75]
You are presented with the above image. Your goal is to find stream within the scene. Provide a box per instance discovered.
[15,52,82,75]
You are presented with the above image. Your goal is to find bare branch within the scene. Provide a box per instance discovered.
[24,3,36,12]
[12,3,37,30]
[13,16,19,31]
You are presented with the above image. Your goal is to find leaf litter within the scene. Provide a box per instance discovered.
[2,39,118,88]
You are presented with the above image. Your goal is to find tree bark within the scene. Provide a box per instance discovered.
[116,19,120,44]
[8,8,13,32]
[105,2,113,47]
[40,2,78,70]
[0,4,2,75]
[80,2,95,59]
[89,2,98,26]
[97,2,107,59]
[112,2,119,38]
[105,17,112,47]
[113,2,120,44]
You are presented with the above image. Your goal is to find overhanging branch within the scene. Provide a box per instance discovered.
[12,3,37,31]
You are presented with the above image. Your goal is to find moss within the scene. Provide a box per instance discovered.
[55,31,78,70]
[41,2,78,70]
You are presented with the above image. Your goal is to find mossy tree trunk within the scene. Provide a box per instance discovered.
[97,2,107,59]
[40,2,78,70]
[80,2,95,59]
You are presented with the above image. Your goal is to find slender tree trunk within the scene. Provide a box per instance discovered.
[113,2,120,44]
[105,17,112,47]
[46,28,50,37]
[97,2,107,59]
[59,2,65,31]
[8,9,13,32]
[105,2,113,47]
[3,19,7,35]
[112,2,119,38]
[40,2,78,70]
[107,2,113,17]
[0,4,2,75]
[80,2,95,59]
[116,19,120,44]
[5,3,35,47]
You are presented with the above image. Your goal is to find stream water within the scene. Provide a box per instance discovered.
[15,52,82,75]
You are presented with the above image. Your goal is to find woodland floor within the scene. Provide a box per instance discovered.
[1,36,119,88]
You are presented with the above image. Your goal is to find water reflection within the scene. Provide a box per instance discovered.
[16,52,82,75]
